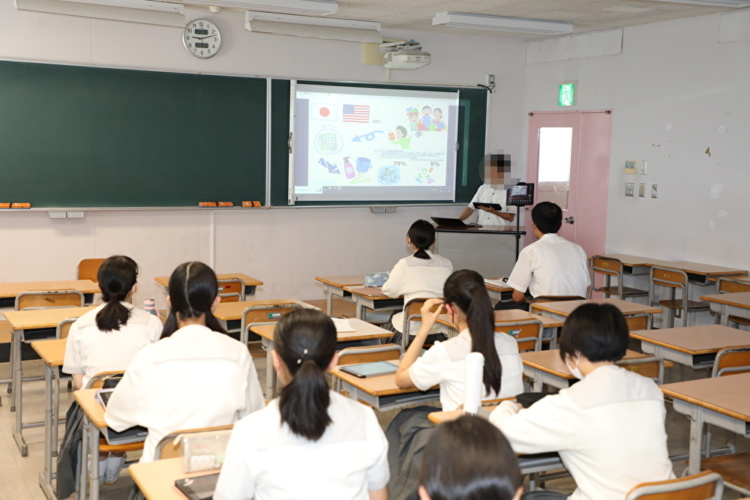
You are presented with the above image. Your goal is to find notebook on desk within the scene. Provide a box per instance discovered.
[175,473,219,500]
[96,389,149,445]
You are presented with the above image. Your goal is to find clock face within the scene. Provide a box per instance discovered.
[183,19,221,59]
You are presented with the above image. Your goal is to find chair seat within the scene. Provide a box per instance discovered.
[702,453,750,492]
[601,286,649,297]
[98,437,144,453]
[658,299,710,311]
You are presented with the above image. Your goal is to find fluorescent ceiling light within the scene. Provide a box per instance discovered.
[57,0,182,12]
[245,11,381,42]
[14,0,184,26]
[183,0,337,15]
[653,0,750,6]
[433,12,573,35]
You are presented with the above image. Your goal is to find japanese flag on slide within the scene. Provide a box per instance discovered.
[312,103,337,120]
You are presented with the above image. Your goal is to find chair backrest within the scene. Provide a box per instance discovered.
[84,370,125,389]
[711,346,750,377]
[625,471,723,500]
[495,319,544,352]
[217,278,245,303]
[56,317,78,339]
[337,344,403,366]
[650,266,688,288]
[717,277,750,294]
[402,298,439,348]
[241,303,303,334]
[626,314,650,332]
[77,258,106,282]
[617,356,662,384]
[154,424,233,461]
[15,290,85,311]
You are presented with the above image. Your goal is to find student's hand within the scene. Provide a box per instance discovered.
[419,298,445,329]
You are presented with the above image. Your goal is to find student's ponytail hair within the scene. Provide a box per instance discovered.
[274,309,337,441]
[443,270,503,395]
[407,219,436,260]
[95,255,139,332]
[161,261,227,338]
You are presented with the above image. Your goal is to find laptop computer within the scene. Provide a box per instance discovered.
[431,217,471,228]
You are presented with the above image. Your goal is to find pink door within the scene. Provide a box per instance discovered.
[525,111,612,257]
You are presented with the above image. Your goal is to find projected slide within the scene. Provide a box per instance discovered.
[291,84,459,203]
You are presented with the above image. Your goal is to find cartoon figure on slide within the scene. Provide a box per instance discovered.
[406,107,420,131]
[418,105,432,131]
[390,126,412,150]
[431,108,446,131]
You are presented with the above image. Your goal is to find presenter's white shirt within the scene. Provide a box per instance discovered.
[490,365,675,500]
[469,184,512,226]
[104,324,264,462]
[213,392,389,500]
[506,233,590,298]
[382,251,453,334]
[408,329,524,410]
[62,303,163,389]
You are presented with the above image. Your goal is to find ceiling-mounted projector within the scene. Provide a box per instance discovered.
[380,40,430,70]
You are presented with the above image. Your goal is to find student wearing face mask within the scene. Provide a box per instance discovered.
[489,303,674,500]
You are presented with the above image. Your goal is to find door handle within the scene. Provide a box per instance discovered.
[564,216,575,224]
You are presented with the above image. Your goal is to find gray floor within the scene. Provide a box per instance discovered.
[0,351,747,499]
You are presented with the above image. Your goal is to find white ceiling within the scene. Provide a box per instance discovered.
[331,0,745,37]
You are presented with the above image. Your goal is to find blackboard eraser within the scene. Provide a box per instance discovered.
[199,202,218,207]
[11,202,31,209]
[252,201,262,207]
[242,201,253,207]
[0,203,10,209]
[218,201,234,207]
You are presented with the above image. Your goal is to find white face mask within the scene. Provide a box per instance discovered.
[565,357,584,380]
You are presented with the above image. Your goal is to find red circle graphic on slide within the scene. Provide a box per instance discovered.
[319,107,330,117]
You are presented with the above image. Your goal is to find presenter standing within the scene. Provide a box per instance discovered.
[459,154,516,225]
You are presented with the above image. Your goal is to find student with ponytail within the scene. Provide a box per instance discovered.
[382,220,453,342]
[105,261,264,463]
[214,309,389,500]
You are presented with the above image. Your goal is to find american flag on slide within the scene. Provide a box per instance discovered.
[343,104,370,123]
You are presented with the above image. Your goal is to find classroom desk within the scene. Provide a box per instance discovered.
[520,349,654,391]
[32,338,66,500]
[701,292,750,326]
[661,373,750,475]
[484,279,514,303]
[214,298,316,343]
[436,310,563,348]
[631,325,750,370]
[331,363,439,412]
[74,388,110,500]
[0,279,99,308]
[314,275,364,315]
[130,457,216,500]
[530,298,661,329]
[343,286,404,320]
[250,319,393,399]
[154,273,263,298]
[602,254,747,285]
[5,305,96,457]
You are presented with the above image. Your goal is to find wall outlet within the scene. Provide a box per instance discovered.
[625,183,635,197]
[639,183,645,197]
[641,161,648,175]
[651,184,658,198]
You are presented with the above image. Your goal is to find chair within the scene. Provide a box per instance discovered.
[625,470,723,499]
[402,298,444,349]
[715,277,750,328]
[334,344,403,393]
[589,256,648,300]
[154,424,233,461]
[15,289,85,311]
[616,355,663,384]
[711,346,750,377]
[495,319,544,352]
[239,302,305,344]
[77,258,106,282]
[648,266,708,328]
[217,278,245,303]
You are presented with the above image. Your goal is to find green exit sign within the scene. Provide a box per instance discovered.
[559,83,576,106]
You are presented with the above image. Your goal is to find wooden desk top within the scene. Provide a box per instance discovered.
[701,292,750,308]
[344,287,395,300]
[5,306,96,330]
[484,279,514,293]
[437,310,563,330]
[520,349,649,378]
[331,362,435,397]
[315,275,364,287]
[130,457,215,500]
[530,298,662,317]
[31,338,67,366]
[602,255,747,277]
[661,372,750,422]
[74,388,107,429]
[631,325,750,355]
[0,279,99,299]
[154,273,263,288]
[214,299,316,321]
[250,318,393,343]
[602,254,671,267]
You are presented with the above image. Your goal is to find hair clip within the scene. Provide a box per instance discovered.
[303,349,308,355]
[297,358,302,365]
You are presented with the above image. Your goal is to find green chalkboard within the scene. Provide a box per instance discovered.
[0,61,266,207]
[270,80,487,207]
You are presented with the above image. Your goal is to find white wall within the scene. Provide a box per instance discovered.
[0,4,528,305]
[524,13,750,269]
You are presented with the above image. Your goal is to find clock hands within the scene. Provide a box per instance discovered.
[192,35,217,40]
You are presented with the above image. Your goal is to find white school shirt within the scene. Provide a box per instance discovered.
[213,391,389,500]
[381,251,453,334]
[490,365,675,500]
[104,324,264,462]
[408,329,524,410]
[469,184,512,226]
[62,302,163,389]
[506,233,590,298]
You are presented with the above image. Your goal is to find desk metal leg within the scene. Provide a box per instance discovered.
[38,363,57,499]
[262,339,276,399]
[687,409,704,475]
[80,416,89,500]
[13,329,28,456]
[355,302,366,320]
[325,289,333,316]
[719,305,729,327]
[89,420,100,500]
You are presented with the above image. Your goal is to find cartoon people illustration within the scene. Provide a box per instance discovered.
[390,126,412,150]
[406,107,420,131]
[418,105,432,131]
[431,108,446,131]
